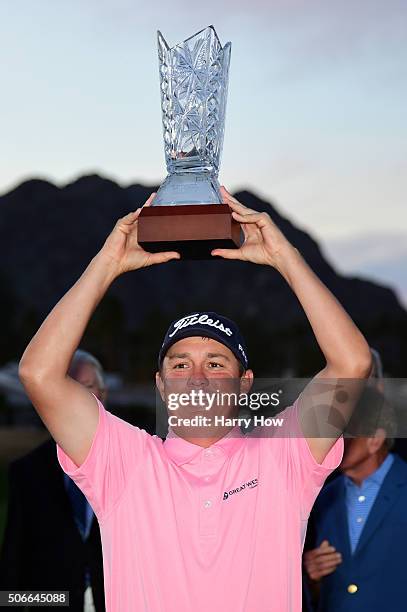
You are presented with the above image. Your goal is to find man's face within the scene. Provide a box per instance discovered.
[72,362,106,403]
[340,437,370,471]
[341,427,387,475]
[156,336,253,437]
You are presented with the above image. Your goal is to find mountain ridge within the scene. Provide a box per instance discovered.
[1,174,406,377]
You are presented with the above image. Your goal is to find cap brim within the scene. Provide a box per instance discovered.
[159,328,243,368]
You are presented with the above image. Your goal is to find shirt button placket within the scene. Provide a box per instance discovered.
[199,448,221,537]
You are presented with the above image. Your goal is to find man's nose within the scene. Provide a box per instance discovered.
[187,365,209,387]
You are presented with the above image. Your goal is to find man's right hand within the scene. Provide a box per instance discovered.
[100,192,180,275]
[303,540,342,581]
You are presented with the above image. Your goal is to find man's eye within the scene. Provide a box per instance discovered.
[208,362,223,368]
[173,363,188,369]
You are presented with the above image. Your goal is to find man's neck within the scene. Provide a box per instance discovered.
[170,424,239,448]
[343,450,389,486]
[181,435,226,448]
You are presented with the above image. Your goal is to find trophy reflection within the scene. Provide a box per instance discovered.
[138,25,241,260]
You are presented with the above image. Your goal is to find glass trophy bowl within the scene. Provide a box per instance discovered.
[138,26,241,260]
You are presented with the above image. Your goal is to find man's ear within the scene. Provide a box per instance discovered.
[367,428,387,454]
[240,369,254,395]
[156,371,165,402]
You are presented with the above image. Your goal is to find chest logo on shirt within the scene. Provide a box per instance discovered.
[223,478,258,500]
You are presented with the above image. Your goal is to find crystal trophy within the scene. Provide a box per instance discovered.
[138,26,241,259]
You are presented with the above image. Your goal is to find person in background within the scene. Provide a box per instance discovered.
[0,350,106,612]
[303,380,405,611]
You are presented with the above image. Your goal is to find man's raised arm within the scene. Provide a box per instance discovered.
[212,187,372,463]
[19,194,180,467]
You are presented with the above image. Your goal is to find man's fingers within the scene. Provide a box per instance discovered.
[309,564,339,580]
[316,546,337,555]
[306,545,338,563]
[314,550,340,562]
[211,248,243,260]
[116,192,156,227]
[220,185,244,205]
[315,555,342,570]
[147,251,181,266]
[319,555,342,567]
[221,192,253,215]
[319,566,339,577]
[231,210,270,226]
[142,192,157,208]
[307,557,341,580]
[122,192,157,228]
[117,210,139,226]
[132,208,143,221]
[227,200,257,218]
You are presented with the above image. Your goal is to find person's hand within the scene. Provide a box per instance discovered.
[303,540,342,581]
[211,187,293,267]
[99,192,180,275]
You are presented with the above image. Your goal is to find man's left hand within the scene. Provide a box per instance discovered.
[211,187,293,267]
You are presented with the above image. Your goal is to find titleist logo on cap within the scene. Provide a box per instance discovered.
[168,314,233,338]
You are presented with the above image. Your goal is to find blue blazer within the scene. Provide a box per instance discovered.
[311,454,407,612]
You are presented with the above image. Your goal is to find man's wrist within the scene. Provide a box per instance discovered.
[91,250,123,284]
[271,242,303,281]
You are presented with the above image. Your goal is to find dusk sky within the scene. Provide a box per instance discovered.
[1,1,406,302]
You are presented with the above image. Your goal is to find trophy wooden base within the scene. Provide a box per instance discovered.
[138,204,242,260]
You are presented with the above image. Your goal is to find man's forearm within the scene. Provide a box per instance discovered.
[19,252,120,380]
[274,244,371,375]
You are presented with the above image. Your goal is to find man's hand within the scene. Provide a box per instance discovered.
[211,187,292,267]
[100,192,180,275]
[304,540,342,581]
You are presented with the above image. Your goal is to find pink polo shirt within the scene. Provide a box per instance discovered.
[57,394,343,611]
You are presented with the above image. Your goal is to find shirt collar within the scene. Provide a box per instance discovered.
[344,453,394,488]
[365,452,394,485]
[163,425,245,466]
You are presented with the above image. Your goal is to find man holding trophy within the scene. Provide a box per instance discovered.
[18,26,372,612]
